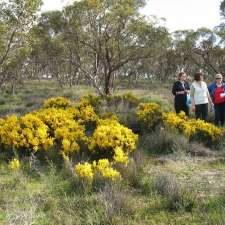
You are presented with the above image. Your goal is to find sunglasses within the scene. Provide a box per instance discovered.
[216,78,222,80]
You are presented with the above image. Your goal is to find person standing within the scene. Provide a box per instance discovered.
[172,72,190,116]
[208,74,225,126]
[190,72,213,121]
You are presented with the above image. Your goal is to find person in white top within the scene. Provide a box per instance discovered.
[190,72,213,121]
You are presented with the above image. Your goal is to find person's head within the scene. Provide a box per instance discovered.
[215,73,223,85]
[178,72,187,82]
[194,72,203,82]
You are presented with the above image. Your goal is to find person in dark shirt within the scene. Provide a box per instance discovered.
[172,72,190,116]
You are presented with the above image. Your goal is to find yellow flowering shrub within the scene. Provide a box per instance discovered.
[99,167,121,180]
[68,104,99,127]
[162,111,188,133]
[163,111,224,145]
[9,158,20,170]
[94,159,121,181]
[35,108,87,153]
[19,114,54,151]
[35,108,74,132]
[61,152,70,162]
[75,159,121,182]
[136,103,163,131]
[74,117,137,183]
[54,119,88,153]
[0,114,54,151]
[93,158,110,170]
[89,118,138,158]
[113,147,129,166]
[189,119,224,145]
[0,96,139,174]
[0,115,21,148]
[79,95,102,111]
[96,116,119,126]
[43,97,72,109]
[75,162,94,182]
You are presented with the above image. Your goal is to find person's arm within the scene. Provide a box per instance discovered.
[172,82,185,95]
[172,82,177,96]
[190,85,195,110]
[221,84,225,98]
[207,89,213,105]
[185,82,190,93]
[208,84,213,99]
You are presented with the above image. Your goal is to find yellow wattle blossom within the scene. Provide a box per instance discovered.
[35,108,74,131]
[61,152,70,162]
[62,139,71,152]
[89,118,138,155]
[0,114,53,151]
[54,119,87,153]
[97,116,119,126]
[162,111,187,132]
[43,97,72,109]
[75,162,94,182]
[9,158,20,170]
[19,114,53,150]
[191,119,223,142]
[35,107,88,153]
[71,99,99,127]
[75,105,98,124]
[136,102,163,130]
[0,115,20,148]
[93,159,121,181]
[100,167,121,181]
[94,158,110,170]
[113,147,129,166]
[163,111,224,144]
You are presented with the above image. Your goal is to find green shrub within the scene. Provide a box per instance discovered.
[25,101,36,107]
[79,94,102,113]
[99,182,128,223]
[106,93,139,110]
[117,149,149,192]
[155,172,197,212]
[139,95,172,111]
[140,129,189,155]
[0,98,6,105]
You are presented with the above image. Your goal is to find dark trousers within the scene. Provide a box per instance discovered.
[214,102,225,126]
[195,104,208,121]
[175,101,189,116]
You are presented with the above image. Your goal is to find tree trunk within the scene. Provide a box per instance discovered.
[11,82,15,96]
[104,73,111,95]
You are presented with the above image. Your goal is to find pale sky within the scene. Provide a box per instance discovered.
[42,0,223,32]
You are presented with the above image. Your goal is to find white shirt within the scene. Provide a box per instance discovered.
[180,81,185,89]
[190,81,209,105]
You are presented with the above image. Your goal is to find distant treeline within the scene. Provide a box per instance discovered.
[0,0,225,95]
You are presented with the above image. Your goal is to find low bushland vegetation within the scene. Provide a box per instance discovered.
[0,83,225,225]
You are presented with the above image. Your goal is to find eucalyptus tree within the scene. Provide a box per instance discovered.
[60,0,170,95]
[220,0,225,18]
[28,10,69,85]
[0,0,42,92]
[170,28,225,79]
